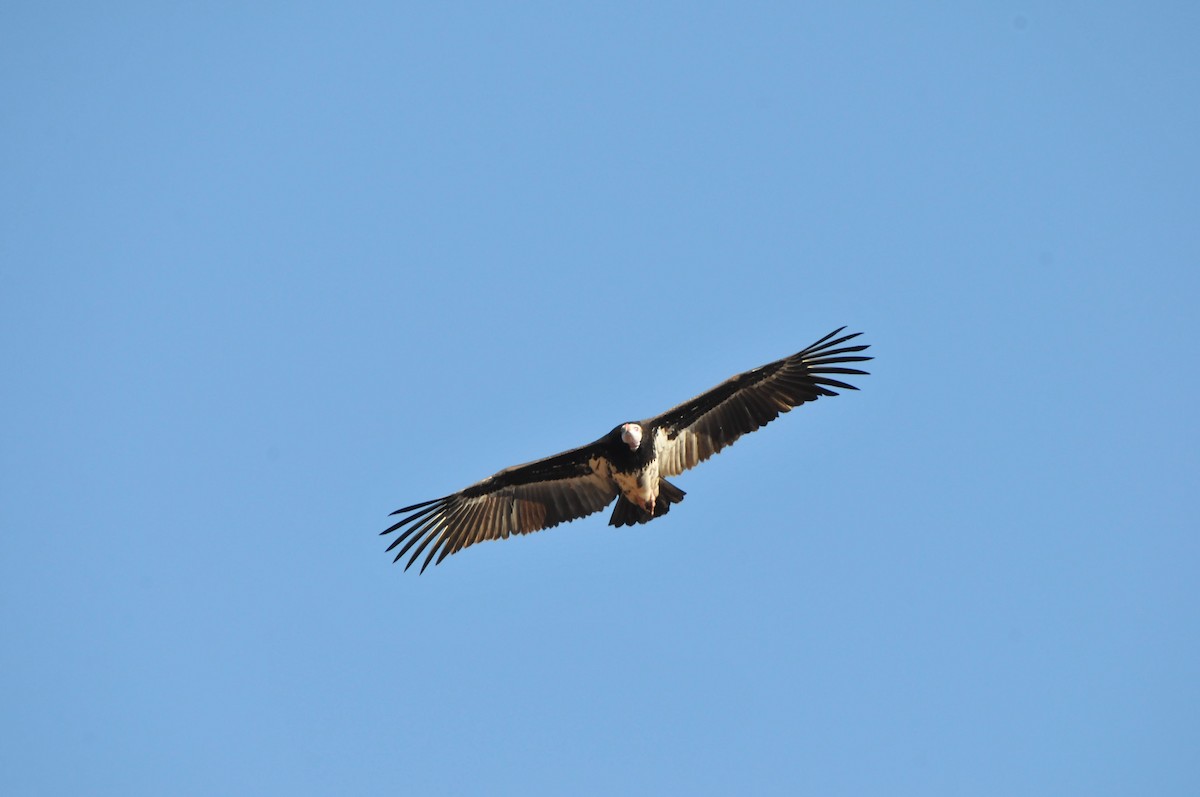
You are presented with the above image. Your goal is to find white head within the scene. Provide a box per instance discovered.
[620,422,643,451]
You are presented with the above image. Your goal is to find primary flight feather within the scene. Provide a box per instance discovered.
[382,327,871,572]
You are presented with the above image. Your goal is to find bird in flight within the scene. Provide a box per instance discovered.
[383,327,871,572]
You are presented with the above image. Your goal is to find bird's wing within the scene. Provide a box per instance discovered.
[652,327,871,477]
[382,442,619,572]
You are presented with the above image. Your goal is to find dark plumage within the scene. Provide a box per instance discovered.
[382,327,871,571]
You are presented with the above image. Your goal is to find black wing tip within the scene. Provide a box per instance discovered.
[799,329,872,367]
[792,328,873,392]
[396,551,424,572]
[389,496,445,515]
[812,327,867,348]
[389,530,437,572]
[381,495,455,571]
[396,551,425,572]
[815,326,856,344]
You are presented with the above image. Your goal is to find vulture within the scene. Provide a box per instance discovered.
[383,327,871,571]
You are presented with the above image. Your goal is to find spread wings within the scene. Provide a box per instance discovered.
[382,327,871,572]
[381,443,619,573]
[653,328,871,477]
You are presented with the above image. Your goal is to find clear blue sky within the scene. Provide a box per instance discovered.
[2,4,1197,795]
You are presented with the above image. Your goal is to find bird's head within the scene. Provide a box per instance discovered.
[620,422,643,451]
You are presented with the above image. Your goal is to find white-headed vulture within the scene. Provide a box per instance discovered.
[383,327,871,571]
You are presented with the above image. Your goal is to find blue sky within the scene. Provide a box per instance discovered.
[2,3,1197,795]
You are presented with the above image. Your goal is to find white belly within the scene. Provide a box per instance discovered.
[613,462,660,511]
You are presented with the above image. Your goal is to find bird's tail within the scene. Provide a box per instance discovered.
[609,479,687,527]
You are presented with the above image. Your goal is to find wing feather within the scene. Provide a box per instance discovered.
[652,327,871,477]
[381,442,619,572]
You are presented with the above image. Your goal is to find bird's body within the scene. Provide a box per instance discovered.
[383,327,871,571]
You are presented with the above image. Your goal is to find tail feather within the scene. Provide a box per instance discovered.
[609,479,687,527]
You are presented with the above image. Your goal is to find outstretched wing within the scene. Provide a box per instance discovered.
[652,328,871,477]
[381,442,619,572]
